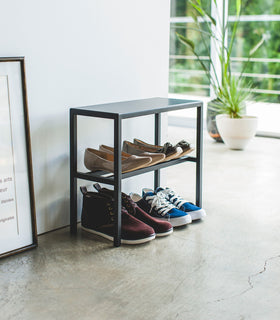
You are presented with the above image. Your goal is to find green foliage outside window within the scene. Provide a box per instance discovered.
[170,1,211,95]
[169,0,280,102]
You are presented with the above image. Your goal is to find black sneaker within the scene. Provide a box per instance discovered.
[80,187,155,244]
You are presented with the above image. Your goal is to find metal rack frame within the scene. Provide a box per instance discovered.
[70,97,203,247]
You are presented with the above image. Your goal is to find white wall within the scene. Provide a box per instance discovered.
[0,0,171,233]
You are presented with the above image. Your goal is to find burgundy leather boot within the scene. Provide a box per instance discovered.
[80,187,155,244]
[93,184,173,237]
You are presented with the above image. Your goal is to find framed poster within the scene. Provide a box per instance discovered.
[0,57,37,259]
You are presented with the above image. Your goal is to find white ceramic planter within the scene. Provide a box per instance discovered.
[216,114,258,150]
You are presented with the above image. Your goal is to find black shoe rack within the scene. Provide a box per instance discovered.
[70,97,203,247]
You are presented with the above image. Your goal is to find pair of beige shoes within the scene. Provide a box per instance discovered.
[84,145,164,174]
[84,139,193,174]
[123,139,183,161]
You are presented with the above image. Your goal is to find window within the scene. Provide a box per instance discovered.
[169,0,211,96]
[169,0,280,135]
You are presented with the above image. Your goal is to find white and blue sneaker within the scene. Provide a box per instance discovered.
[130,191,192,227]
[155,187,206,220]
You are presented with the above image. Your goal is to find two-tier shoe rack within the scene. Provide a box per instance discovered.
[70,97,203,247]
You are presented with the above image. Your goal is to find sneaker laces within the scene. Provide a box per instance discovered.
[145,192,175,216]
[160,188,186,208]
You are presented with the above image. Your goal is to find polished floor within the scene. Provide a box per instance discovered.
[1,127,280,320]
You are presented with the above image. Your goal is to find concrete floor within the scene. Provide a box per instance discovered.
[1,126,280,320]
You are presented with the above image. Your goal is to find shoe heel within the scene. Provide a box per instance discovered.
[142,188,154,195]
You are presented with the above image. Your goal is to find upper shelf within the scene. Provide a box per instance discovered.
[70,97,203,119]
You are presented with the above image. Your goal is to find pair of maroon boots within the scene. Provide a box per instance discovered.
[80,184,173,245]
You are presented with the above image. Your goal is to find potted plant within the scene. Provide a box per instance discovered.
[176,0,265,149]
[210,76,258,149]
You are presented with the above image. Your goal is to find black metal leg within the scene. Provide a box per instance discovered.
[196,105,203,207]
[70,112,77,234]
[113,116,122,247]
[154,113,161,190]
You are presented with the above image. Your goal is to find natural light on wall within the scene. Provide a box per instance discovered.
[169,0,280,136]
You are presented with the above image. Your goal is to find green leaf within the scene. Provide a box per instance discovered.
[207,14,216,26]
[190,2,204,16]
[209,76,250,118]
[176,33,195,50]
[189,1,216,26]
[236,0,241,16]
[249,35,265,56]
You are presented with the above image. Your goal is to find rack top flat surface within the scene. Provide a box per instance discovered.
[71,97,202,118]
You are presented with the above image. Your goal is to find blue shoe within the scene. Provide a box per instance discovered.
[155,187,206,220]
[130,191,192,227]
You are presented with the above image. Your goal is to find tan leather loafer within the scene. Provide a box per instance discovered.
[99,145,133,158]
[100,144,165,166]
[84,148,152,173]
[123,140,181,161]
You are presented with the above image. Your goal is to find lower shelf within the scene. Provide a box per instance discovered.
[75,155,197,185]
